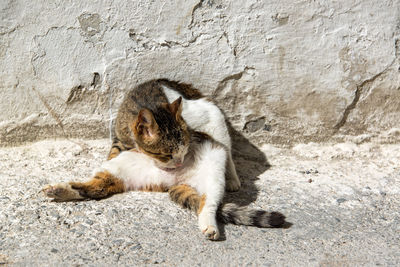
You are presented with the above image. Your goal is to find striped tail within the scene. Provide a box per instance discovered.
[217,203,285,228]
[168,185,285,228]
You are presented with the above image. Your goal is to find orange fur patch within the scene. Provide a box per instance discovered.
[107,147,121,160]
[169,184,203,213]
[70,171,125,199]
[139,184,169,192]
[198,194,206,215]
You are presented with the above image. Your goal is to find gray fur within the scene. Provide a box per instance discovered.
[217,203,285,228]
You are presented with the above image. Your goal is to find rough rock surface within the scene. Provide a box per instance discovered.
[1,0,400,146]
[0,139,399,265]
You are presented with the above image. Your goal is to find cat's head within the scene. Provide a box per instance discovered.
[131,97,190,170]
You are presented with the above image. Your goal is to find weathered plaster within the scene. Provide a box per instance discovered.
[1,0,399,146]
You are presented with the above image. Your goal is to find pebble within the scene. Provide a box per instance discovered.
[85,219,94,225]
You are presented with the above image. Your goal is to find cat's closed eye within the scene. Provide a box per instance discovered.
[144,150,161,155]
[164,154,173,159]
[144,149,172,159]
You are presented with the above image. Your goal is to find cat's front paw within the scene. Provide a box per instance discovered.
[42,183,85,202]
[201,225,220,240]
[198,212,220,240]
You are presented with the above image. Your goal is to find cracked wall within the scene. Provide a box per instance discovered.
[1,0,400,146]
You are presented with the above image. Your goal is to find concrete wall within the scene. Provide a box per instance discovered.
[1,0,400,146]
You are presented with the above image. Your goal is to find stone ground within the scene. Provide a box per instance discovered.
[0,138,399,266]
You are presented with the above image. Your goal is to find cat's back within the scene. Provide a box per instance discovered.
[157,79,203,100]
[121,80,169,112]
[120,79,202,113]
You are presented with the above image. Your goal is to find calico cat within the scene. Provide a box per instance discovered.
[109,79,241,192]
[43,79,285,240]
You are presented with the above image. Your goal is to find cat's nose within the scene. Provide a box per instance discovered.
[173,156,184,167]
[174,158,183,167]
[175,162,183,167]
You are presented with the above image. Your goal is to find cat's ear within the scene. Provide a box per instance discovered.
[134,109,159,140]
[169,97,183,119]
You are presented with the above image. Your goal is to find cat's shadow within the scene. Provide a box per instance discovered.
[224,123,270,207]
[216,124,292,241]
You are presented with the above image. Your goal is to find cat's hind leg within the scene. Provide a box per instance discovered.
[42,183,85,201]
[43,171,125,201]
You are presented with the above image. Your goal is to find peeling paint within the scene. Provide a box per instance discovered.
[78,13,102,36]
[1,0,400,146]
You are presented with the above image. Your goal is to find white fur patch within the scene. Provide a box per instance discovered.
[100,151,177,190]
[186,142,226,196]
[185,141,226,238]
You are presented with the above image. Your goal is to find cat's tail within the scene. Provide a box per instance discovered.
[169,185,286,228]
[217,203,286,228]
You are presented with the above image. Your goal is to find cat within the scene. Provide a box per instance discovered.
[43,79,285,240]
[108,79,241,192]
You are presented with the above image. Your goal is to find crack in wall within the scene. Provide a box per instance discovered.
[91,72,100,87]
[155,1,166,25]
[0,25,18,35]
[128,28,205,51]
[188,0,204,29]
[333,62,394,132]
[219,32,236,56]
[32,86,90,150]
[213,66,254,97]
[66,85,84,103]
[32,87,65,134]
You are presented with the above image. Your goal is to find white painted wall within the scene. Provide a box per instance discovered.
[1,0,399,145]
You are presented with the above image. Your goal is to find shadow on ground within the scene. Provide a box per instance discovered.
[225,124,271,207]
[216,124,290,240]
